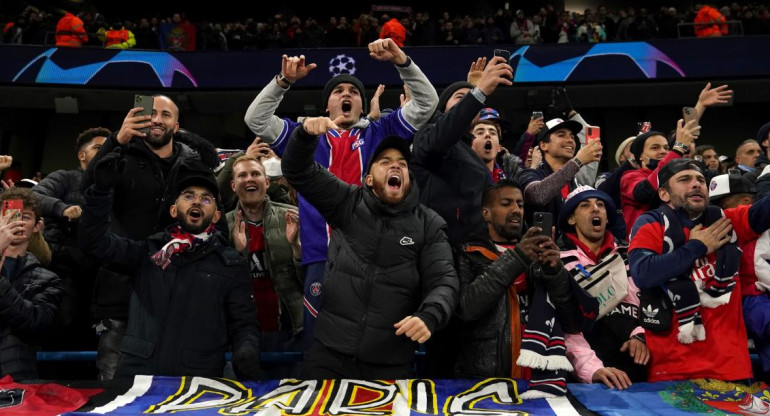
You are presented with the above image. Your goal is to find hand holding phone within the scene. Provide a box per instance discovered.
[586,125,601,145]
[532,212,553,238]
[2,199,22,223]
[493,49,510,63]
[532,111,544,120]
[682,107,700,137]
[117,95,154,144]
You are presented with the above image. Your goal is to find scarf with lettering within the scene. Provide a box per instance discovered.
[150,223,216,270]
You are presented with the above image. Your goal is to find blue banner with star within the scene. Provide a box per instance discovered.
[2,36,769,89]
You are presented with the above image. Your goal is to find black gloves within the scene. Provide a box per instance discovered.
[232,345,261,380]
[93,148,125,191]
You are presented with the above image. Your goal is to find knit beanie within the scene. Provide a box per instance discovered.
[437,81,473,113]
[321,74,367,116]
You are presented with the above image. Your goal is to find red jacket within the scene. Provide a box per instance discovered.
[694,6,728,37]
[620,150,682,234]
[55,12,88,47]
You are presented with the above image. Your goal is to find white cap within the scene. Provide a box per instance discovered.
[262,157,282,178]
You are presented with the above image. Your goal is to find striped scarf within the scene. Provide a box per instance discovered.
[150,224,216,270]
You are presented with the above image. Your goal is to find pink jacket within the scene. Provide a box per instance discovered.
[561,237,644,383]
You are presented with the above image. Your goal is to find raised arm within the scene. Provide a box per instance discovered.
[244,54,316,145]
[368,39,439,130]
[280,117,359,228]
[78,150,147,270]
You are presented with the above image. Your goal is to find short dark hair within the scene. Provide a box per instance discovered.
[75,127,111,155]
[482,179,521,207]
[0,187,41,221]
[695,144,715,155]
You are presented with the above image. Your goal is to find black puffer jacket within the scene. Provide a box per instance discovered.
[411,91,488,247]
[79,187,260,379]
[455,238,590,378]
[282,127,458,365]
[0,253,62,380]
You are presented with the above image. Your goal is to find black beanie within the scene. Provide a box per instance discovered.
[757,122,770,148]
[321,74,367,116]
[437,81,474,113]
[630,130,666,162]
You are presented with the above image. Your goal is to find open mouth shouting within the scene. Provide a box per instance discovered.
[484,141,493,151]
[591,216,603,229]
[187,207,203,222]
[341,100,352,114]
[387,174,402,191]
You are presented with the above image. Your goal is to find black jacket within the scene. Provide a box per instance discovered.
[79,187,260,379]
[0,253,62,380]
[32,169,84,253]
[282,127,458,365]
[411,92,488,247]
[82,133,209,320]
[455,238,590,378]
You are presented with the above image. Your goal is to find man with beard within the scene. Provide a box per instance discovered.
[629,159,770,381]
[79,153,261,379]
[559,186,648,389]
[82,95,210,380]
[281,117,457,379]
[227,155,303,378]
[245,39,438,348]
[455,179,597,397]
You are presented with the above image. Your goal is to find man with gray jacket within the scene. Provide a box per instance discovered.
[244,38,438,347]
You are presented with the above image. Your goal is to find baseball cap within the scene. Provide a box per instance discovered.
[709,173,756,202]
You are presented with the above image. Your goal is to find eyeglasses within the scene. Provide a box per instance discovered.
[179,191,215,206]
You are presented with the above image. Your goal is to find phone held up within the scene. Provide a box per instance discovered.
[493,49,510,62]
[532,212,553,238]
[682,107,700,137]
[133,95,154,135]
[586,125,601,145]
[2,199,23,223]
[532,111,544,120]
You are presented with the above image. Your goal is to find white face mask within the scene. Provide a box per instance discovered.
[262,157,282,179]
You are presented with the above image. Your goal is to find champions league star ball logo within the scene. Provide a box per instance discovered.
[329,54,357,76]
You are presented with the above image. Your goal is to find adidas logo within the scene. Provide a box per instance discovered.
[642,304,659,318]
[400,237,414,246]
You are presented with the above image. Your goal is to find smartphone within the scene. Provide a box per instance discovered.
[2,199,22,222]
[133,95,154,135]
[532,212,553,238]
[532,111,544,120]
[682,107,700,136]
[586,125,601,144]
[493,49,510,62]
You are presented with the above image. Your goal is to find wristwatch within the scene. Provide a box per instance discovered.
[276,73,293,87]
[673,141,688,153]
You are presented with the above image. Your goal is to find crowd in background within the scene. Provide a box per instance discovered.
[3,2,770,50]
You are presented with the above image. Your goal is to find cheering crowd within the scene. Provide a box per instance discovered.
[2,38,770,398]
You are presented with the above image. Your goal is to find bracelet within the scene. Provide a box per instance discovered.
[276,73,293,87]
[631,333,646,344]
